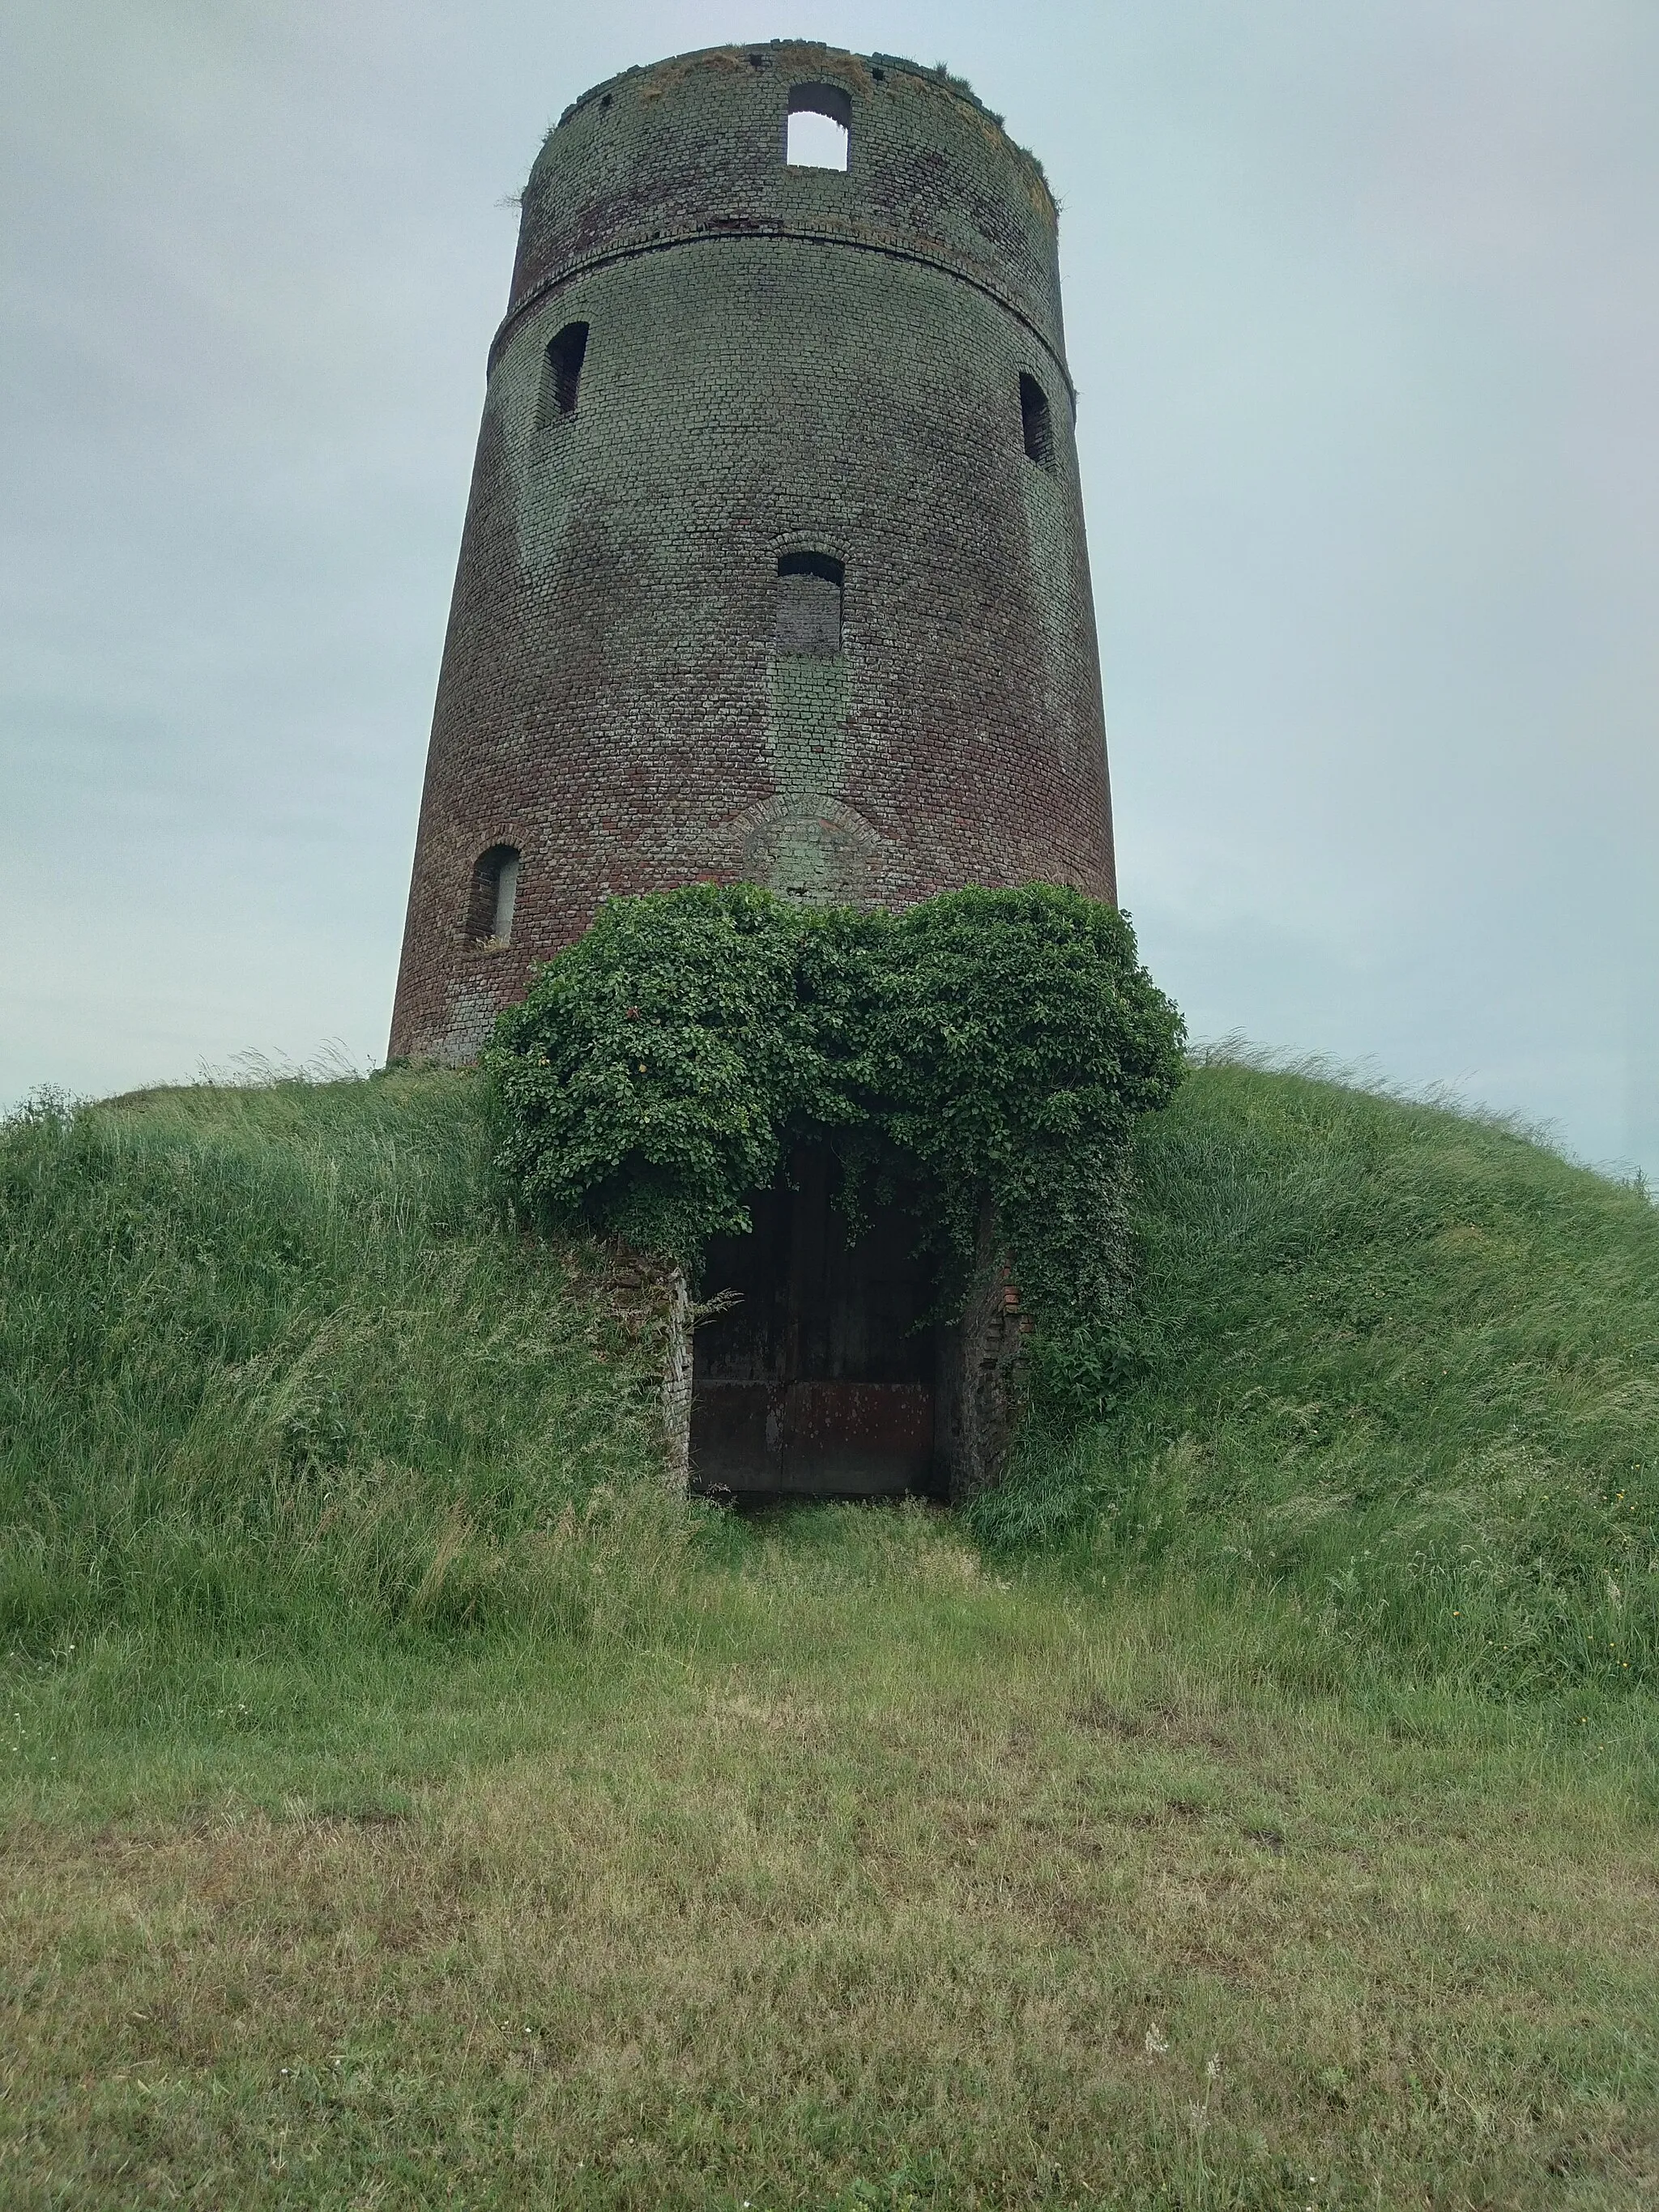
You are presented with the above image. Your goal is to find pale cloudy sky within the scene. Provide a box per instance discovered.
[3,1,1656,1172]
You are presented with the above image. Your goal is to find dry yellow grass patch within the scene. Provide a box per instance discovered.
[2,1540,1655,2208]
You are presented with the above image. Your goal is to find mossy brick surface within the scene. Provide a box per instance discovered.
[391,41,1116,1063]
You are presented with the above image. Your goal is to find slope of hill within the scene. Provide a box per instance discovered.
[0,1069,680,1651]
[980,1057,1659,1694]
[1,1063,1654,2206]
[4,1058,1653,1690]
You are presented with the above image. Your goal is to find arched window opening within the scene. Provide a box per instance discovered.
[1020,373,1054,469]
[775,551,844,655]
[539,322,589,424]
[786,83,851,170]
[466,845,520,944]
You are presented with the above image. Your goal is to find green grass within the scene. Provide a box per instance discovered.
[1,1064,1655,2207]
[0,1070,681,1651]
[979,1056,1659,1698]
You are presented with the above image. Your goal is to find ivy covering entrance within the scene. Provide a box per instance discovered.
[484,884,1183,1426]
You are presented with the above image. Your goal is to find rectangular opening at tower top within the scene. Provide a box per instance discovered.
[787,83,851,169]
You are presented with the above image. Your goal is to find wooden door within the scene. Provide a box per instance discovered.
[689,1148,940,1499]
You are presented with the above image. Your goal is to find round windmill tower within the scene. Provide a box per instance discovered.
[390,39,1116,1063]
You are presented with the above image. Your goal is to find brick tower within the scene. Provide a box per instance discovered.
[390,41,1116,1063]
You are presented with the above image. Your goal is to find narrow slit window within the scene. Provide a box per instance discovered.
[786,83,851,170]
[539,321,589,424]
[1020,373,1054,469]
[466,845,520,944]
[775,552,844,655]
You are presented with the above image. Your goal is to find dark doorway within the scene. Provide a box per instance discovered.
[689,1146,943,1500]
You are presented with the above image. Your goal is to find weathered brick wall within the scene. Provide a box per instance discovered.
[390,40,1117,1063]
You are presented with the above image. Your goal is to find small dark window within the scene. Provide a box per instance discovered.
[787,83,851,169]
[1020,373,1054,468]
[466,845,520,944]
[539,322,589,424]
[774,552,844,655]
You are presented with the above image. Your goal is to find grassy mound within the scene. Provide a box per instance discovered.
[3,1058,1653,1692]
[2,1063,1655,2204]
[981,1059,1658,1693]
[0,1071,683,1651]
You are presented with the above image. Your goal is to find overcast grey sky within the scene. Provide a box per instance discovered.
[3,1,1655,1171]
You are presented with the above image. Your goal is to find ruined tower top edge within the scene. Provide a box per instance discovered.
[553,43,1053,192]
[500,40,1068,384]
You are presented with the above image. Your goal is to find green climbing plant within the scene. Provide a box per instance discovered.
[484,882,1184,1425]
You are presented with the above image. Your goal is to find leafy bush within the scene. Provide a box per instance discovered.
[484,883,1186,1422]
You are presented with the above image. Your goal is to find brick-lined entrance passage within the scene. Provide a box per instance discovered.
[689,1149,943,1500]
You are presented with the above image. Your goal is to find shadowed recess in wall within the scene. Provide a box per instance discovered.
[465,846,519,945]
